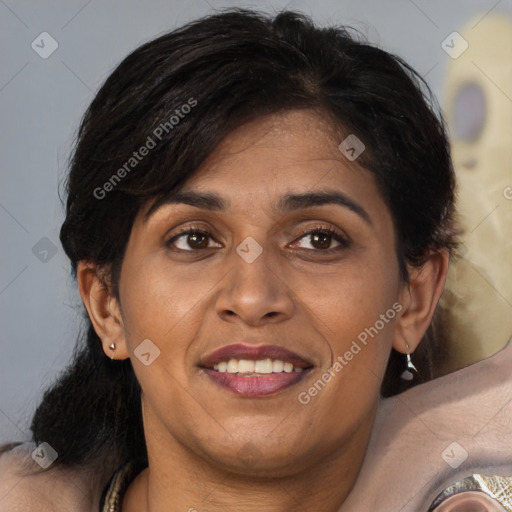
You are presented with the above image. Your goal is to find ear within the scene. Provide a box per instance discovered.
[393,249,450,354]
[77,261,130,360]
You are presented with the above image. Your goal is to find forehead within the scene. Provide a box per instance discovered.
[192,110,349,178]
[173,110,378,201]
[140,109,390,228]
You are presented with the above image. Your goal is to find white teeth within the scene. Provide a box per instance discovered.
[227,359,239,373]
[272,360,284,372]
[212,358,304,374]
[238,360,255,373]
[254,358,273,374]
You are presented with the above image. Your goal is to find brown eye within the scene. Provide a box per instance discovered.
[167,229,220,251]
[292,227,349,251]
[187,232,209,248]
[311,232,333,250]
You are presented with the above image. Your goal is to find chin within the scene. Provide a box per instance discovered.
[197,433,313,477]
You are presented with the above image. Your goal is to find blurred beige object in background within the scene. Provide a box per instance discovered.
[438,12,512,373]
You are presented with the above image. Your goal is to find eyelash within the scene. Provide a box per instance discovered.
[166,225,350,254]
[293,226,351,252]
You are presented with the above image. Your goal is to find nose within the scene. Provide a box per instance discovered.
[214,244,295,327]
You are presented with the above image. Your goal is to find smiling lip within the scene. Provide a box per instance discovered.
[200,343,313,369]
[199,343,314,397]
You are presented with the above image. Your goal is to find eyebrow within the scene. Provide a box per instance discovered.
[145,189,372,225]
[278,191,372,224]
[145,191,226,220]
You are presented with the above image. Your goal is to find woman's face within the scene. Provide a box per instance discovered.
[116,110,408,476]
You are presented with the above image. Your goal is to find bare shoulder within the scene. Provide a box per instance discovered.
[0,442,101,512]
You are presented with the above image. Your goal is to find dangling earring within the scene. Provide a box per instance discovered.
[400,343,418,381]
[108,343,116,360]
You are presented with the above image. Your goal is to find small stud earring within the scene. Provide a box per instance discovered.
[400,343,418,381]
[108,343,116,360]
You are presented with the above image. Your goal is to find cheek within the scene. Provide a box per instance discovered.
[120,254,211,344]
[295,257,399,350]
[118,256,212,410]
[288,263,400,419]
[289,270,397,455]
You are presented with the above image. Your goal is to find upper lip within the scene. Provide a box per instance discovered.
[199,343,314,369]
